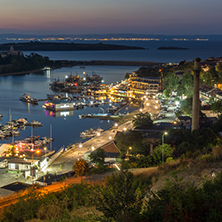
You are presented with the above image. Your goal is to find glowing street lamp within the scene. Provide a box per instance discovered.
[162,132,168,164]
[79,143,82,148]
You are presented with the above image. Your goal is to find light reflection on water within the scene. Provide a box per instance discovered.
[0,66,138,151]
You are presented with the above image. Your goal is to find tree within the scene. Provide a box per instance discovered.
[181,72,193,97]
[93,172,149,222]
[211,100,222,115]
[89,148,105,168]
[164,72,179,94]
[73,159,89,177]
[132,112,153,128]
[152,144,174,164]
[115,131,144,154]
[180,97,193,116]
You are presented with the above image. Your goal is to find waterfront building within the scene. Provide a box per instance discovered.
[128,72,160,94]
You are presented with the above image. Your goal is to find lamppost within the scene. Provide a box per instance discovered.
[162,132,168,164]
[31,149,40,184]
[114,163,127,196]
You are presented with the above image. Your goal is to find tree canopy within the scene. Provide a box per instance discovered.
[132,112,153,128]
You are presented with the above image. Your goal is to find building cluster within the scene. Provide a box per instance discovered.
[0,46,23,58]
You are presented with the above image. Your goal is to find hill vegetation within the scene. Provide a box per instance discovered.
[0,42,145,51]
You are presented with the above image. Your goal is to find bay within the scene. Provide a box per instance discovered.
[0,65,140,151]
[1,39,222,150]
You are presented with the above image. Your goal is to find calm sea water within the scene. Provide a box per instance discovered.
[0,65,140,150]
[23,40,222,63]
[0,40,222,150]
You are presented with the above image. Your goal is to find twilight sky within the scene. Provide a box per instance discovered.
[1,0,222,35]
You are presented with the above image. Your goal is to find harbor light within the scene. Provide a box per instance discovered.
[79,144,82,148]
[92,146,95,151]
[109,136,112,140]
[156,100,158,103]
[114,123,118,127]
[155,106,158,109]
[123,127,127,131]
[97,132,100,136]
[146,103,149,106]
[140,108,143,112]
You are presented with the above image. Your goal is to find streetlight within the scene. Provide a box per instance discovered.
[31,149,40,184]
[162,132,168,164]
[114,163,127,195]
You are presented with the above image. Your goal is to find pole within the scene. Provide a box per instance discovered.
[192,58,201,131]
[162,134,164,164]
[50,124,52,151]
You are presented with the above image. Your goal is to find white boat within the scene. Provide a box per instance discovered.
[80,128,104,138]
[31,120,43,127]
[107,105,118,113]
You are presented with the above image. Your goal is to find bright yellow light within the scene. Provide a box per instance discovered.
[79,144,82,148]
[129,147,132,150]
[36,150,41,154]
[109,136,112,140]
[123,128,127,131]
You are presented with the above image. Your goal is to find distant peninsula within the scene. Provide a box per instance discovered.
[0,42,145,51]
[157,46,189,50]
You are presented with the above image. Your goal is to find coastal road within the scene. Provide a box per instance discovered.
[48,120,134,174]
[47,95,163,174]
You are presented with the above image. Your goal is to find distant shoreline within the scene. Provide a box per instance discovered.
[0,60,163,76]
[157,46,189,50]
[0,42,145,51]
